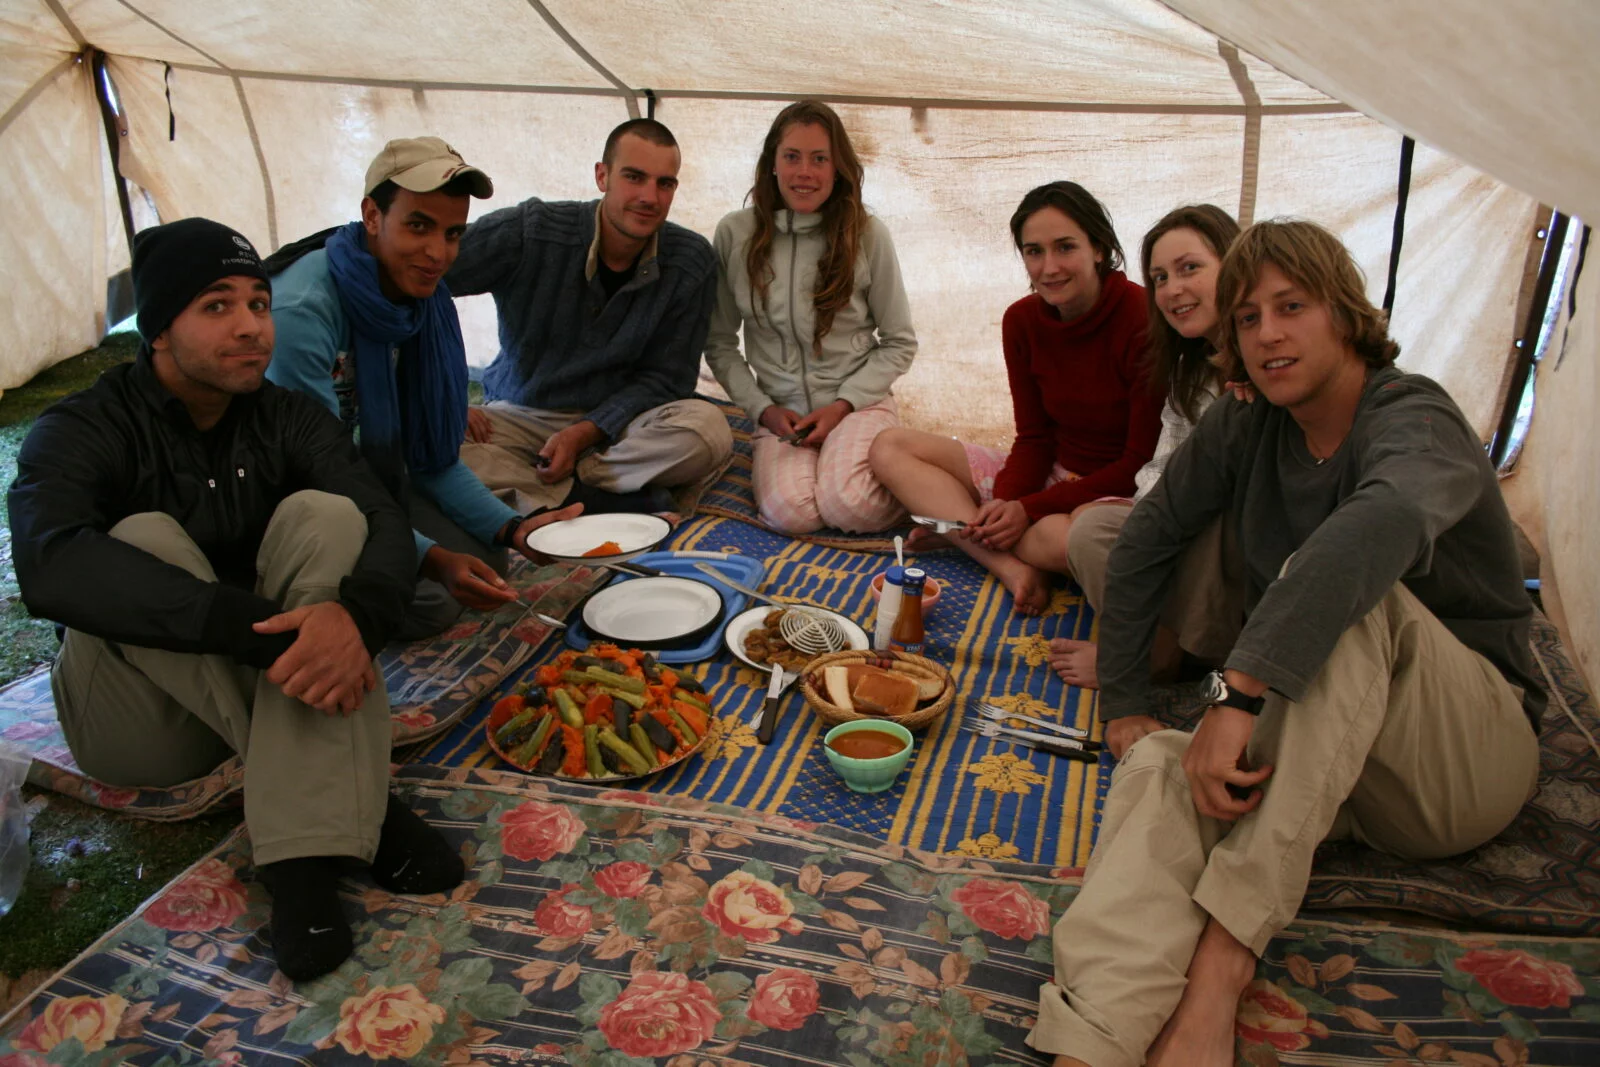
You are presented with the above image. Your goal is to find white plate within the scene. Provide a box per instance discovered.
[724,605,870,681]
[524,513,671,562]
[582,576,722,644]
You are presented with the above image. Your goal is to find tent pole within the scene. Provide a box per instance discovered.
[1490,211,1571,467]
[1381,136,1415,315]
[90,49,137,328]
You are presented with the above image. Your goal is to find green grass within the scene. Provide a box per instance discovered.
[0,334,240,1004]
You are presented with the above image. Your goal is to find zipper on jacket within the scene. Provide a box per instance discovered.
[787,232,814,412]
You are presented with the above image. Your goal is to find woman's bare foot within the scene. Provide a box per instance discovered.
[1145,919,1256,1067]
[993,556,1050,615]
[905,526,953,552]
[1047,638,1099,688]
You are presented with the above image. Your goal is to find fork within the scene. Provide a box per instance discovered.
[960,723,1100,764]
[969,700,1090,739]
[964,718,1102,753]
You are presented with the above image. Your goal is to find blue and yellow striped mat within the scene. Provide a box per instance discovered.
[412,513,1113,869]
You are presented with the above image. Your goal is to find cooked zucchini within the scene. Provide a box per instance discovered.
[596,684,646,709]
[537,730,565,774]
[586,666,645,694]
[629,722,657,765]
[510,715,554,768]
[494,709,539,749]
[554,688,584,729]
[583,724,604,777]
[666,706,699,745]
[673,689,712,714]
[598,727,654,775]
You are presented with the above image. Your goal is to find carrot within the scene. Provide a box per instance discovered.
[673,700,708,738]
[491,694,526,722]
[583,692,612,726]
[560,723,587,777]
[659,667,680,689]
[646,683,674,709]
[535,664,563,688]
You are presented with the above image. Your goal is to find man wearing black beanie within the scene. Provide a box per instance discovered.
[9,217,467,982]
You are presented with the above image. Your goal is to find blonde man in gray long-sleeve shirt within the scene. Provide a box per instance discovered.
[1030,220,1542,1067]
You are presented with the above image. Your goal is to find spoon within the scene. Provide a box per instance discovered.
[894,534,904,568]
[534,613,568,630]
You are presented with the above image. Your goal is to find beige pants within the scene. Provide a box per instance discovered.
[1067,505,1246,664]
[459,398,734,515]
[750,397,905,534]
[50,491,393,867]
[1027,583,1540,1066]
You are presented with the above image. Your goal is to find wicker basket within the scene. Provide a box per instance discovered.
[799,649,953,732]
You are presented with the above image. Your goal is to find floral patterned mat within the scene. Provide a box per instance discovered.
[0,559,604,820]
[2,765,1598,1066]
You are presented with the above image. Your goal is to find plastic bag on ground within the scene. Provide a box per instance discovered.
[0,740,31,917]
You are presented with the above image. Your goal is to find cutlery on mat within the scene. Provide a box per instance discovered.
[964,718,1102,754]
[534,612,569,629]
[595,559,666,578]
[969,699,1092,739]
[757,662,789,744]
[961,723,1100,764]
[690,563,847,656]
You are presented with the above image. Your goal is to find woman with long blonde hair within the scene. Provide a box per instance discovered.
[704,100,917,533]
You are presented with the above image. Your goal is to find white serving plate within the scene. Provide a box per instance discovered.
[723,605,870,681]
[524,513,671,562]
[581,575,722,645]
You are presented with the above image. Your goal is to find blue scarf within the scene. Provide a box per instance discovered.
[324,222,467,488]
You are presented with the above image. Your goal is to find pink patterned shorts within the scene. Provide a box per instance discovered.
[962,443,1076,504]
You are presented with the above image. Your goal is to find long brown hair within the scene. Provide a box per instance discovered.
[1008,181,1124,277]
[1140,205,1241,423]
[744,101,868,354]
[1216,218,1401,370]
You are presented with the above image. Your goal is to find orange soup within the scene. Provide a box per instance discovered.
[827,729,906,760]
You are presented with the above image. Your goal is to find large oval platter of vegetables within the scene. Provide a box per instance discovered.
[485,644,715,780]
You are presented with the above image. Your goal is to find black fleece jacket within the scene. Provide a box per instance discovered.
[8,352,415,667]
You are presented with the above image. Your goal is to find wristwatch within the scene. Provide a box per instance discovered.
[1201,670,1266,715]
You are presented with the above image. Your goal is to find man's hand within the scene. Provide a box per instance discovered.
[791,399,853,448]
[510,502,584,560]
[759,405,803,439]
[1182,705,1273,821]
[420,545,518,611]
[254,601,376,715]
[465,407,494,443]
[1105,714,1164,760]
[965,498,1030,551]
[538,420,605,483]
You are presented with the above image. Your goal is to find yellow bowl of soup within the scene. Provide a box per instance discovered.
[822,719,915,793]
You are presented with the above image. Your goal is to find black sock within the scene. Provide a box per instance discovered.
[561,479,674,516]
[370,794,465,895]
[256,856,351,982]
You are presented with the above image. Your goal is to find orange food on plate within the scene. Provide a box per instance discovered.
[582,540,624,557]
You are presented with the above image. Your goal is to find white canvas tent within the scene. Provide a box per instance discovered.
[1,0,1594,689]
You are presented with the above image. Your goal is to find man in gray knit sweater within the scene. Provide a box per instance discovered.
[448,119,732,515]
[1030,220,1543,1067]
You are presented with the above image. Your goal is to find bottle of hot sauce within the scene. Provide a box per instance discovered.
[888,567,926,655]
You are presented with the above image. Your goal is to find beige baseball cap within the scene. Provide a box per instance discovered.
[363,136,493,199]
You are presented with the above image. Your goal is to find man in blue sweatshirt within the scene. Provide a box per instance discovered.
[268,137,579,638]
[448,118,733,515]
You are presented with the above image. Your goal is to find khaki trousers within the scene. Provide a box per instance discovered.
[50,491,393,867]
[459,399,734,515]
[1066,505,1246,664]
[1027,583,1540,1066]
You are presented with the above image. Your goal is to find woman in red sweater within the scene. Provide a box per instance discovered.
[870,182,1163,614]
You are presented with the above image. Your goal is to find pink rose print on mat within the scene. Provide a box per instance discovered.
[1235,979,1327,1052]
[143,858,250,932]
[1456,948,1586,1009]
[498,799,586,862]
[594,861,652,899]
[2,721,55,742]
[0,1052,53,1067]
[14,994,128,1054]
[334,984,446,1060]
[598,971,722,1058]
[746,968,821,1031]
[89,782,139,809]
[702,870,805,944]
[392,708,437,733]
[533,884,593,939]
[949,878,1050,940]
[437,620,482,641]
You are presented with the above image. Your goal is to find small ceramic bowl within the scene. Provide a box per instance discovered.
[869,572,943,614]
[822,719,915,793]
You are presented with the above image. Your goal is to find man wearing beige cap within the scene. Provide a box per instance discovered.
[267,136,579,638]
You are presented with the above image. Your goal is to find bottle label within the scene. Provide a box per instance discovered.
[888,639,923,656]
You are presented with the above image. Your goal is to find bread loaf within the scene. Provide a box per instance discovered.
[850,668,919,717]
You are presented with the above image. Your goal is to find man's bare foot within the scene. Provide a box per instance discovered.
[1146,918,1256,1067]
[905,526,953,552]
[993,557,1049,616]
[1047,638,1099,688]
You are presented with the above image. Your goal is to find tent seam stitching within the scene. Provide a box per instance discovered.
[42,0,88,49]
[521,0,640,118]
[1217,42,1262,228]
[0,53,81,141]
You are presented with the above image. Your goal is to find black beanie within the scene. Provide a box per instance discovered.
[132,218,270,343]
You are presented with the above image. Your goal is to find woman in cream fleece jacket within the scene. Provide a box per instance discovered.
[705,100,917,534]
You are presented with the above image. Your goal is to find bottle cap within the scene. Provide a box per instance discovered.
[901,567,926,593]
[883,565,906,586]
